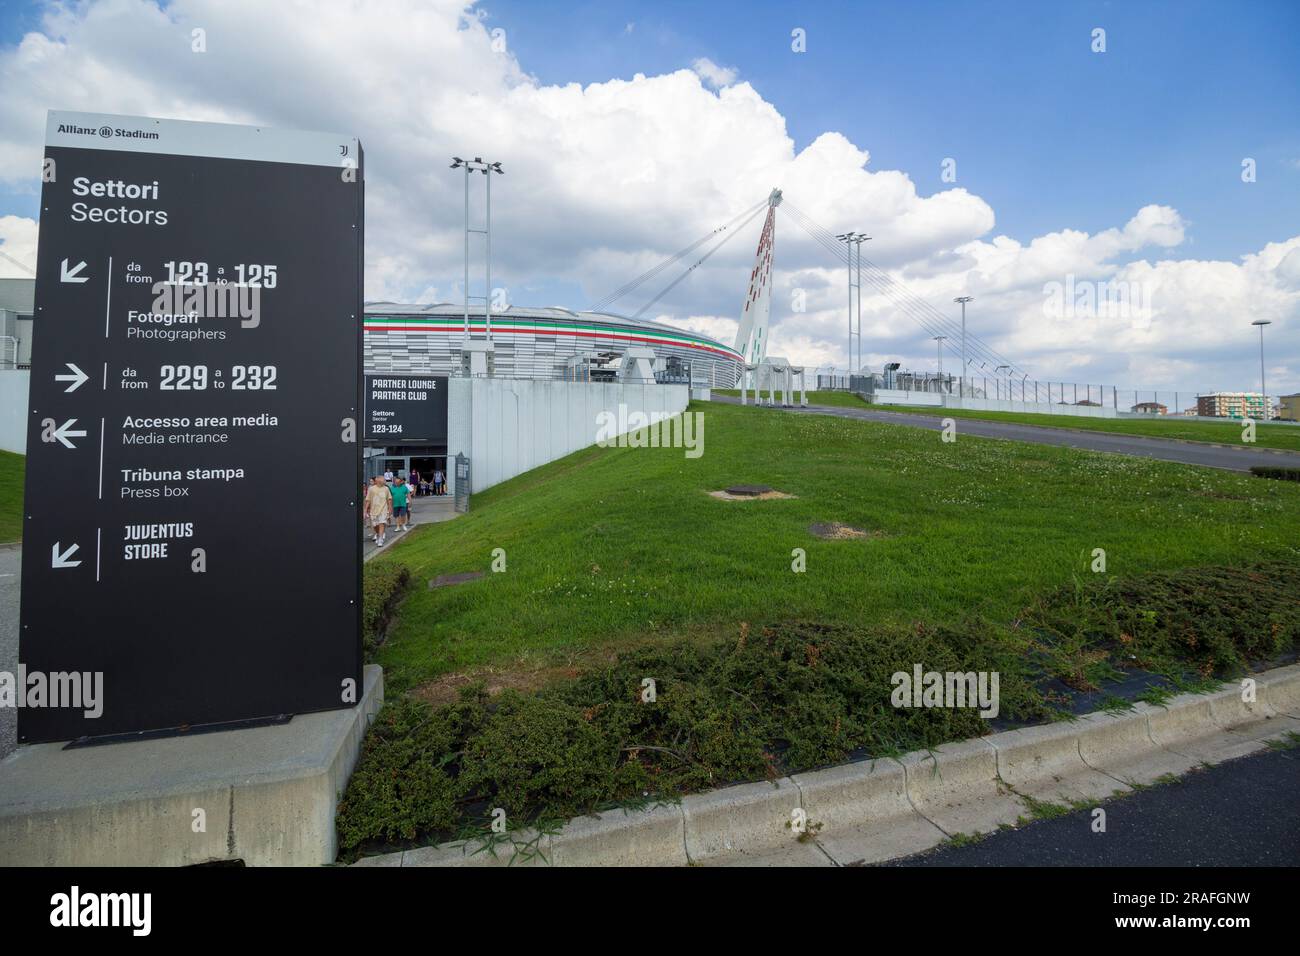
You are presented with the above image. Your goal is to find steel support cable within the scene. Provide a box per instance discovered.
[782,203,979,354]
[781,200,1025,374]
[632,202,769,319]
[590,198,769,313]
[781,202,1026,375]
[779,204,986,365]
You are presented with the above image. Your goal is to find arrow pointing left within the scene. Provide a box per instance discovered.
[60,259,89,283]
[54,363,89,393]
[51,542,82,569]
[50,419,87,449]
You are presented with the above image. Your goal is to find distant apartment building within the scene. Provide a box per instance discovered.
[1280,394,1300,422]
[1196,392,1269,419]
[1130,401,1168,415]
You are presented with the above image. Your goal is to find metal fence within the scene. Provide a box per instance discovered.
[818,368,1283,418]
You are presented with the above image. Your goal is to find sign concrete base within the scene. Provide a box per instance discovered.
[0,665,382,866]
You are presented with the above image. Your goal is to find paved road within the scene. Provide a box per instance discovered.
[713,396,1300,472]
[0,545,19,759]
[890,745,1300,866]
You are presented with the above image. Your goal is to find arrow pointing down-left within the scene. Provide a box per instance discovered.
[60,259,89,283]
[51,542,82,568]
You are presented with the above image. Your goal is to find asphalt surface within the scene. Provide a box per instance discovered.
[889,745,1300,866]
[712,396,1300,472]
[0,545,19,759]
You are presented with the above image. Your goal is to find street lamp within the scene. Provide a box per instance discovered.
[1252,319,1272,419]
[450,156,504,341]
[954,296,973,398]
[837,232,870,373]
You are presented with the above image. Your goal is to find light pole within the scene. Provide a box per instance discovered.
[837,232,870,373]
[954,296,973,398]
[933,335,946,393]
[1252,319,1272,419]
[450,156,504,342]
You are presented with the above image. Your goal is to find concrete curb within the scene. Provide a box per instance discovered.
[355,662,1300,867]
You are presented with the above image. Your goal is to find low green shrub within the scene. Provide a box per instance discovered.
[363,563,411,658]
[338,616,1047,859]
[1025,561,1299,687]
[335,689,487,854]
[1250,465,1300,482]
[339,559,1299,860]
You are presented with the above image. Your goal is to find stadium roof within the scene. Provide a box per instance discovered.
[362,301,733,348]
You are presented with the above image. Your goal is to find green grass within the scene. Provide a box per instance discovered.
[712,388,870,408]
[878,404,1300,452]
[370,400,1300,693]
[0,451,23,543]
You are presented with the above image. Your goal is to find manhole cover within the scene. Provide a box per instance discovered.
[429,571,486,589]
[725,484,773,497]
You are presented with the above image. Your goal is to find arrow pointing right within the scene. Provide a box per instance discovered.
[51,542,82,569]
[60,259,89,283]
[54,363,89,393]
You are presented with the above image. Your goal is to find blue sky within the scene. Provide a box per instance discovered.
[2,0,1296,259]
[480,0,1300,262]
[0,0,1296,392]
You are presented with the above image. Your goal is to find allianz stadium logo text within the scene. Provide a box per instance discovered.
[57,123,160,141]
[595,404,704,458]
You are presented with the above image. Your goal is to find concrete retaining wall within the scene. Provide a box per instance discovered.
[0,370,29,454]
[0,665,385,866]
[447,378,690,495]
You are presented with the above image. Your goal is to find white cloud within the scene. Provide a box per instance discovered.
[0,216,39,277]
[691,57,737,89]
[0,0,1294,393]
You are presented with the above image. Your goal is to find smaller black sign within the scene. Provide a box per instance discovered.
[364,374,448,444]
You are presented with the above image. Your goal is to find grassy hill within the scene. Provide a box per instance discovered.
[0,451,22,543]
[370,400,1300,694]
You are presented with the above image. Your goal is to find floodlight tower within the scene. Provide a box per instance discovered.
[954,296,974,397]
[837,232,870,373]
[450,156,504,342]
[1251,319,1272,418]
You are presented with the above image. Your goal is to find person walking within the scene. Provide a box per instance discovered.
[364,475,393,547]
[391,475,412,532]
[434,467,445,496]
[409,468,421,498]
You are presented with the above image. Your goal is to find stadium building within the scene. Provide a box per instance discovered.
[363,303,745,386]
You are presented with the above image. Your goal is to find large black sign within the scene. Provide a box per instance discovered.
[18,111,363,742]
[364,374,448,444]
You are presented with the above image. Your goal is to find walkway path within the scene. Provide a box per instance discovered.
[364,493,459,562]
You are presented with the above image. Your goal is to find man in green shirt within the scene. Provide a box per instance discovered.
[391,476,412,532]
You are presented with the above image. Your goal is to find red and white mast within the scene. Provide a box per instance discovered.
[733,188,782,383]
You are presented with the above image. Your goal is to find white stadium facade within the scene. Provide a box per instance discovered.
[363,303,746,386]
